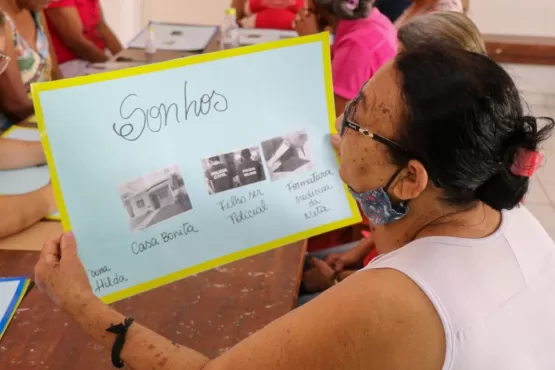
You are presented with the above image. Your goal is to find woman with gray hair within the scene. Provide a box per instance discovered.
[295,0,397,116]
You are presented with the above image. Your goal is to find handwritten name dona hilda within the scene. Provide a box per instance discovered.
[112,81,228,142]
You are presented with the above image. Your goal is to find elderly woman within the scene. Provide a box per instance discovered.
[302,12,487,304]
[35,43,555,369]
[394,0,463,28]
[0,12,56,238]
[0,0,60,130]
[295,0,397,119]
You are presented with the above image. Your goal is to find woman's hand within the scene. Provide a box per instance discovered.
[294,9,319,36]
[302,257,336,293]
[330,134,341,153]
[35,232,95,313]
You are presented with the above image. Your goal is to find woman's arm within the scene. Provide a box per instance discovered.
[97,5,122,56]
[0,21,34,122]
[0,137,45,169]
[0,184,56,238]
[231,0,246,20]
[40,11,62,80]
[44,6,109,63]
[35,233,446,370]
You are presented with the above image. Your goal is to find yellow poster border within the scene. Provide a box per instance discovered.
[30,32,361,304]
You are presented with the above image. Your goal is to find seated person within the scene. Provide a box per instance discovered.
[394,0,463,28]
[44,0,123,78]
[0,12,55,238]
[0,1,61,130]
[232,0,305,30]
[296,0,396,254]
[301,12,488,304]
[296,0,397,116]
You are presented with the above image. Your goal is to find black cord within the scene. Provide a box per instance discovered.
[106,317,134,368]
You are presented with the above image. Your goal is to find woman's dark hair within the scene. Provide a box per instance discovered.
[392,44,554,211]
[314,0,374,20]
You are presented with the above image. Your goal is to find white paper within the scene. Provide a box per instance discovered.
[0,280,19,323]
[239,29,298,45]
[127,23,217,51]
[85,62,145,75]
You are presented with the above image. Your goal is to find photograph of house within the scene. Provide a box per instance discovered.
[118,165,193,231]
[261,129,313,181]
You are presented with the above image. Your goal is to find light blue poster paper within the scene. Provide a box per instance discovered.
[31,34,361,303]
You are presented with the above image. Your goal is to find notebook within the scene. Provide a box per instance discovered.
[0,277,30,341]
[0,126,60,220]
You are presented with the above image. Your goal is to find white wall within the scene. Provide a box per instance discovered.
[101,0,555,42]
[100,0,145,44]
[141,0,228,27]
[468,0,555,37]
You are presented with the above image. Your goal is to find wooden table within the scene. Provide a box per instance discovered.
[0,240,306,369]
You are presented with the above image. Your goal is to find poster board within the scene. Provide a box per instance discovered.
[0,126,60,220]
[127,22,218,51]
[31,33,361,304]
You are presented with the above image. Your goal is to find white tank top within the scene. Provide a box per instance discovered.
[364,206,555,369]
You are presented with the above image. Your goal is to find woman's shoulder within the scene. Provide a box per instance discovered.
[307,268,446,368]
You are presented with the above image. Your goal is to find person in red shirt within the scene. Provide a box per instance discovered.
[44,0,122,77]
[231,0,304,30]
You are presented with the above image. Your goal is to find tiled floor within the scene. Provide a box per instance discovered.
[500,63,555,239]
[522,96,555,239]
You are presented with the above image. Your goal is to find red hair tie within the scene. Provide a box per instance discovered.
[510,148,543,177]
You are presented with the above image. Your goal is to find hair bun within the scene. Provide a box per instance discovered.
[475,115,554,210]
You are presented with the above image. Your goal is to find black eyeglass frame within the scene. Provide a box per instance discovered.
[340,100,413,158]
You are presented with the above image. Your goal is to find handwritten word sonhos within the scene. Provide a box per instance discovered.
[112,81,228,142]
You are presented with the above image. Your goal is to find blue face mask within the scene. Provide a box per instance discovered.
[348,168,409,226]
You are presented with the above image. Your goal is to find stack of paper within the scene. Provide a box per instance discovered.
[0,277,30,340]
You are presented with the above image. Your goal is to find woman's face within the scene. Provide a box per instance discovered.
[16,0,54,12]
[338,61,404,194]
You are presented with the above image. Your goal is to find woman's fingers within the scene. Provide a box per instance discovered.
[60,232,77,258]
[330,134,341,151]
[40,233,63,264]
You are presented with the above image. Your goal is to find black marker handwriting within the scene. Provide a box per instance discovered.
[112,81,228,142]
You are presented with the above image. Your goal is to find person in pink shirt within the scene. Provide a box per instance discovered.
[295,0,397,116]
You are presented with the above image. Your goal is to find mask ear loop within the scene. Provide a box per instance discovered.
[383,167,404,192]
[383,166,408,211]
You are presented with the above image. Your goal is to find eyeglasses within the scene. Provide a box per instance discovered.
[0,52,11,76]
[340,99,413,157]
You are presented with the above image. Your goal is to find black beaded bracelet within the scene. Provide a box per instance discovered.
[106,317,134,368]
